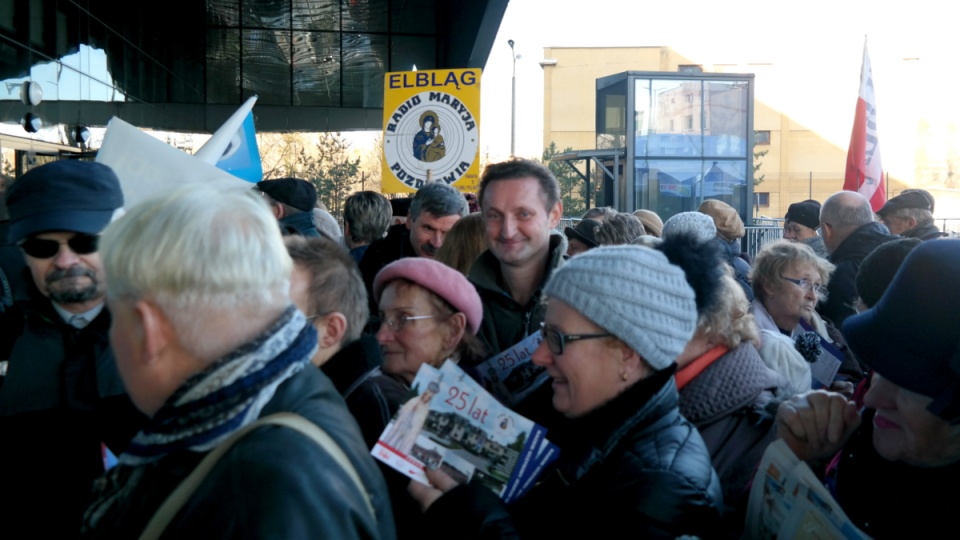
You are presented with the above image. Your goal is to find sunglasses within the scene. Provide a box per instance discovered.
[19,234,99,258]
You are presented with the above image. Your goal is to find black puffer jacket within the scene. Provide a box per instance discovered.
[424,369,723,539]
[820,222,896,326]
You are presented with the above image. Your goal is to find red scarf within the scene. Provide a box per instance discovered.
[675,344,729,390]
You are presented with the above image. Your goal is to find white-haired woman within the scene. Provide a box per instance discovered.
[750,241,864,393]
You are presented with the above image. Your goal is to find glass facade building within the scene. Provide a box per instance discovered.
[596,71,755,222]
[0,0,502,133]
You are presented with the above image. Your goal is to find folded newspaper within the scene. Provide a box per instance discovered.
[473,330,550,406]
[744,439,870,539]
[372,360,556,503]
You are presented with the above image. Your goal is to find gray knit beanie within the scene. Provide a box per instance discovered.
[543,245,698,370]
[661,211,716,244]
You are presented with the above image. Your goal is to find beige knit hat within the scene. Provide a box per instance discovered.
[698,199,744,241]
[632,209,663,238]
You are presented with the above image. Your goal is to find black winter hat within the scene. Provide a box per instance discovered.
[256,178,317,212]
[784,200,821,230]
[564,218,602,248]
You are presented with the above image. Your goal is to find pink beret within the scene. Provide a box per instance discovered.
[373,258,484,334]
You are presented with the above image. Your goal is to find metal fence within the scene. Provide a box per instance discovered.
[557,216,959,259]
[938,219,960,236]
[743,226,785,259]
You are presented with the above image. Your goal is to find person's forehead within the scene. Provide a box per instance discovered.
[414,211,459,228]
[381,280,432,309]
[483,177,546,206]
[30,230,87,240]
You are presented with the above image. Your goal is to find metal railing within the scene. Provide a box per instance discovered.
[937,219,960,236]
[556,217,960,257]
[743,226,785,259]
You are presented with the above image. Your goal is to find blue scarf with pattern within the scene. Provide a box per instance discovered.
[119,306,316,466]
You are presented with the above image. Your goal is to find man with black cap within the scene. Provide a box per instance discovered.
[256,177,321,237]
[564,218,601,257]
[0,160,145,538]
[876,188,946,241]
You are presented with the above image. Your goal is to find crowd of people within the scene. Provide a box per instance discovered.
[0,156,957,539]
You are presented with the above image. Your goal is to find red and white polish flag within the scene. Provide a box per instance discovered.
[843,39,886,211]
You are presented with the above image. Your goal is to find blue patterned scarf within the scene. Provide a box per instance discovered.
[119,306,316,466]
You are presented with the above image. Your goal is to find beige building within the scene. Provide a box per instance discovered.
[541,46,959,222]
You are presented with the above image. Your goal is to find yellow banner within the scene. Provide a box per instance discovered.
[381,68,481,194]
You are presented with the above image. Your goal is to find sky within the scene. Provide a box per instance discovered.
[470,0,960,167]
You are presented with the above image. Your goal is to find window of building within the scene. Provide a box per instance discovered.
[685,115,694,130]
[755,130,771,145]
[756,192,770,207]
[678,64,703,73]
[686,94,694,103]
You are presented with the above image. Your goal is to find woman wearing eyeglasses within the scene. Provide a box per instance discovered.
[344,257,485,448]
[749,241,865,393]
[409,245,723,539]
[343,257,485,540]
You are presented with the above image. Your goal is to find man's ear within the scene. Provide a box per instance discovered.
[548,201,563,229]
[136,300,173,362]
[271,203,284,219]
[820,222,832,241]
[318,312,348,349]
[405,212,413,231]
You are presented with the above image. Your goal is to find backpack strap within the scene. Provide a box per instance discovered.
[141,412,376,539]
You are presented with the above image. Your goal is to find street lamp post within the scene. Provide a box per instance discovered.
[508,39,516,157]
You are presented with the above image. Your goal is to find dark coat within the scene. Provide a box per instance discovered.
[81,366,396,540]
[820,222,896,326]
[278,211,321,237]
[902,222,947,242]
[0,285,146,538]
[677,343,781,526]
[321,334,383,397]
[424,369,724,539]
[715,237,755,302]
[359,223,416,323]
[831,408,960,539]
[0,221,30,309]
[343,368,425,540]
[343,367,412,450]
[468,234,566,356]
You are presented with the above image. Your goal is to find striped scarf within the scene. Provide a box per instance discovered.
[119,306,316,466]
